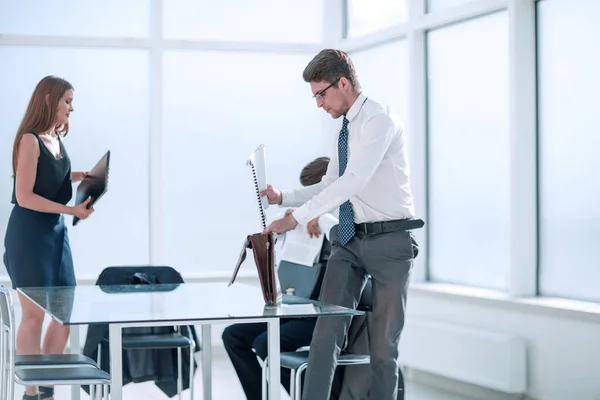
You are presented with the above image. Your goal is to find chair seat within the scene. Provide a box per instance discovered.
[15,354,98,368]
[337,354,370,365]
[281,351,311,369]
[280,351,370,370]
[121,333,193,349]
[15,367,110,385]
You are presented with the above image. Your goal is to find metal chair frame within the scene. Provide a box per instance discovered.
[0,285,110,400]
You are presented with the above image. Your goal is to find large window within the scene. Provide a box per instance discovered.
[345,0,408,38]
[350,41,409,123]
[537,0,600,302]
[0,0,149,37]
[427,0,477,13]
[427,12,510,290]
[3,0,598,306]
[162,51,325,273]
[0,1,330,281]
[164,0,322,43]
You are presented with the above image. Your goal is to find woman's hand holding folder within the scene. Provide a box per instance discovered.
[68,196,94,220]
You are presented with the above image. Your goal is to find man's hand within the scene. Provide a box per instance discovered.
[306,217,322,238]
[284,208,296,217]
[264,214,298,235]
[259,184,282,205]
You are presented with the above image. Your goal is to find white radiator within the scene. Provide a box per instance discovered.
[398,318,527,394]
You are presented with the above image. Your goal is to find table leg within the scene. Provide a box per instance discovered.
[109,324,123,400]
[267,320,281,400]
[69,325,80,400]
[201,324,212,399]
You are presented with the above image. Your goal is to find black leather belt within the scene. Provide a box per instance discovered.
[354,218,425,234]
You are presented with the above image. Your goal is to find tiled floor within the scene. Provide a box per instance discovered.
[13,353,478,400]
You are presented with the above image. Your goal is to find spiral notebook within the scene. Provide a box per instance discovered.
[247,144,269,230]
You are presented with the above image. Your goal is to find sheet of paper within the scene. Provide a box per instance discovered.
[247,144,269,211]
[279,224,324,267]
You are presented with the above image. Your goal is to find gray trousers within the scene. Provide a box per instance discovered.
[302,225,415,400]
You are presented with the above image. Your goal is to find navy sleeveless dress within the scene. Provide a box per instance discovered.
[3,133,75,289]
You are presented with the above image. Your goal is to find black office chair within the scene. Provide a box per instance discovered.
[271,277,373,400]
[86,265,198,400]
[277,259,327,300]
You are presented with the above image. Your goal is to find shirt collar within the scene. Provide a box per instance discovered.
[345,92,367,123]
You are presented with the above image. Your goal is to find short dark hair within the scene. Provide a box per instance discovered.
[302,49,360,90]
[300,157,330,186]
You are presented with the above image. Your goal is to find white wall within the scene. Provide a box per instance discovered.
[405,288,600,400]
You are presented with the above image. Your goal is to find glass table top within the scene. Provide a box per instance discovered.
[17,282,362,325]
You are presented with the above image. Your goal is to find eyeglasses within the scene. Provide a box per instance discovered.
[313,78,340,101]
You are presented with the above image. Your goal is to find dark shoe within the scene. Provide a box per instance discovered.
[39,386,54,399]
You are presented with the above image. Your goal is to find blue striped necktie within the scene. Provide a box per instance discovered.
[338,116,355,245]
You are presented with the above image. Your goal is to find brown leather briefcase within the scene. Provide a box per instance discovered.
[229,232,282,305]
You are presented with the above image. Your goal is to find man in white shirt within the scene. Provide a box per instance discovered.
[262,48,422,400]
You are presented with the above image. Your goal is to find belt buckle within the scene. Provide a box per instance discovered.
[363,223,382,234]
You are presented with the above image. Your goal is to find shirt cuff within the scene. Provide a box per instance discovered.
[280,189,295,207]
[318,213,339,240]
[291,204,311,226]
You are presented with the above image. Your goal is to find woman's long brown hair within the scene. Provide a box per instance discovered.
[11,75,74,176]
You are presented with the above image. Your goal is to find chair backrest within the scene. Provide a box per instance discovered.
[277,260,326,300]
[277,236,331,300]
[96,265,184,286]
[0,284,17,399]
[357,277,373,312]
[0,285,14,333]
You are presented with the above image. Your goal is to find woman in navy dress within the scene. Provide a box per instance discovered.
[3,76,95,400]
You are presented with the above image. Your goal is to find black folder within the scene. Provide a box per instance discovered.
[73,150,110,226]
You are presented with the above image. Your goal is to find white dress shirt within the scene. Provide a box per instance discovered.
[281,92,415,226]
[277,210,339,241]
